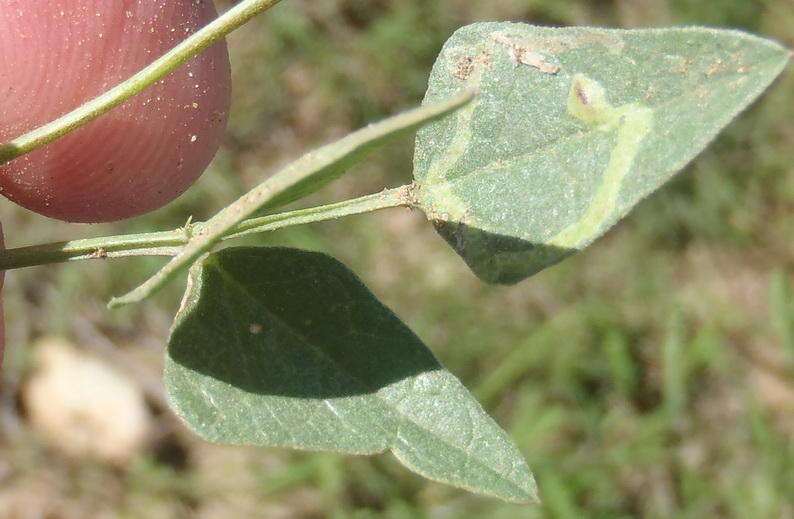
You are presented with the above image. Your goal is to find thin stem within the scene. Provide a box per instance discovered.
[0,0,282,164]
[0,186,412,271]
[108,91,471,309]
[225,186,412,239]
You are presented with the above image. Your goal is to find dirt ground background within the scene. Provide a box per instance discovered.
[1,0,792,517]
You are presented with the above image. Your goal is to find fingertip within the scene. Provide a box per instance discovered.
[1,222,5,370]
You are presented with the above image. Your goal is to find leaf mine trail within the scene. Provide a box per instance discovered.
[549,74,654,249]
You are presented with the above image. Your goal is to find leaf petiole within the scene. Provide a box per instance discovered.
[0,186,413,271]
[108,91,473,309]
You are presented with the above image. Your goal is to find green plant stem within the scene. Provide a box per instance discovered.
[0,0,283,165]
[108,91,472,309]
[0,186,412,271]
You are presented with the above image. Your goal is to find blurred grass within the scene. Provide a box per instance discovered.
[1,0,793,517]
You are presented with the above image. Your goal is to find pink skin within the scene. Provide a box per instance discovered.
[0,224,4,369]
[0,1,231,222]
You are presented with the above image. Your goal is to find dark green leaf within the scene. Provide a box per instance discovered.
[165,247,538,503]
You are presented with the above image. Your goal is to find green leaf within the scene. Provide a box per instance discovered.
[109,90,473,308]
[413,23,790,283]
[164,247,538,504]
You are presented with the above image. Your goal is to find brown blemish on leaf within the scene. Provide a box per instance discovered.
[448,49,491,80]
[477,50,493,67]
[575,82,589,106]
[453,54,475,80]
[706,60,728,78]
[517,51,560,74]
[492,34,560,75]
[493,30,624,56]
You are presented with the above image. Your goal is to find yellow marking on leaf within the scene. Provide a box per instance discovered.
[549,74,653,249]
[420,55,487,222]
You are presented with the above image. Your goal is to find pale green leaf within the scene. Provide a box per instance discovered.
[164,247,538,504]
[413,23,790,283]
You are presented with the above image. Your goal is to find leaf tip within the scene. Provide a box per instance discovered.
[107,282,154,309]
[107,295,129,310]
